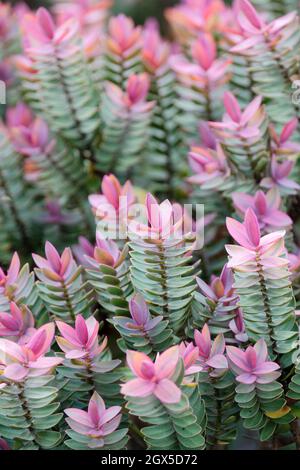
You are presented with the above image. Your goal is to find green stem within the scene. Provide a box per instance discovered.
[17,382,37,446]
[256,254,276,355]
[264,33,300,133]
[0,169,32,252]
[151,77,175,198]
[85,353,97,397]
[108,113,132,174]
[60,279,76,323]
[291,420,300,450]
[55,45,100,174]
[128,421,146,450]
[158,241,170,319]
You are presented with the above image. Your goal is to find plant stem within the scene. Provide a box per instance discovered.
[60,279,76,323]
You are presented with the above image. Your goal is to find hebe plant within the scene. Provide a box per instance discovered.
[1,0,300,451]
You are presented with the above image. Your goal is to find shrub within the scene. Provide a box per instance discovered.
[1,0,300,451]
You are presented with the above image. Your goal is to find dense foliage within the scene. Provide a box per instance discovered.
[1,0,300,451]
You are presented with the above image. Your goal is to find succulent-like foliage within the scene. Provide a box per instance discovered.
[111,293,174,355]
[122,348,206,450]
[6,104,90,212]
[126,393,205,450]
[198,369,239,447]
[33,242,93,323]
[0,4,20,61]
[20,8,100,146]
[95,74,154,176]
[64,391,128,450]
[56,315,121,407]
[0,125,35,254]
[129,194,199,333]
[0,252,44,321]
[105,14,142,88]
[89,173,136,240]
[86,238,132,316]
[226,209,298,367]
[2,0,300,452]
[188,264,241,340]
[251,0,300,18]
[141,26,183,196]
[0,376,62,449]
[210,92,270,182]
[165,0,228,49]
[287,362,300,402]
[228,339,293,440]
[0,324,63,449]
[185,324,239,446]
[171,32,231,140]
[231,0,300,132]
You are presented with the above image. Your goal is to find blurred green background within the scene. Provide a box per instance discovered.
[18,0,179,24]
[112,0,179,24]
[12,0,235,32]
[13,0,179,14]
[15,0,236,25]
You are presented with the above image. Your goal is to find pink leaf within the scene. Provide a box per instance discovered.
[121,378,155,397]
[36,8,55,40]
[4,363,28,381]
[154,379,181,404]
[155,346,179,380]
[280,118,298,143]
[226,217,252,249]
[244,208,261,247]
[6,253,20,285]
[223,92,241,123]
[239,0,263,29]
[45,241,61,273]
[75,315,89,345]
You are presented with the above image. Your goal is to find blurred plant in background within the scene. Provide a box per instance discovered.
[0,0,300,452]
